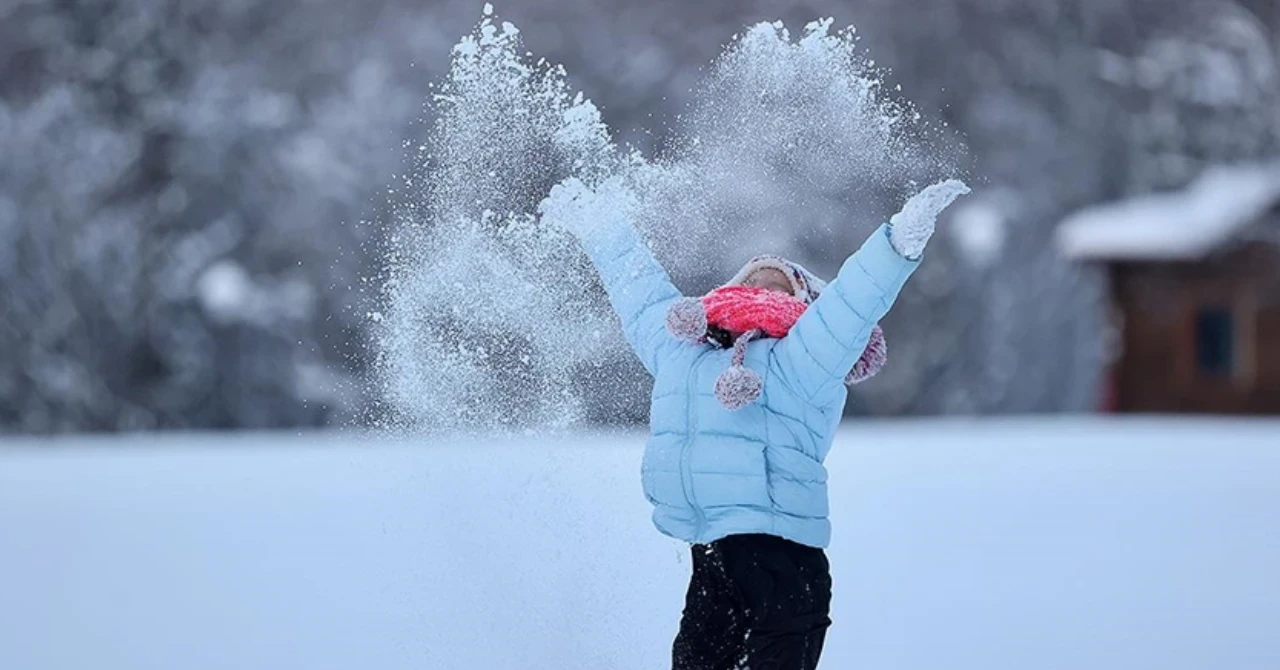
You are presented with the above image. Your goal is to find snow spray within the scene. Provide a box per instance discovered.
[372,8,960,433]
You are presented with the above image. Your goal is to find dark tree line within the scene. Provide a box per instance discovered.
[1,0,1276,431]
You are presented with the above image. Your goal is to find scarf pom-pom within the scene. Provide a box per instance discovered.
[715,365,763,411]
[666,297,708,341]
[845,325,887,385]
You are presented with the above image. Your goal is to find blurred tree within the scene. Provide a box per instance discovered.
[0,0,445,431]
[825,0,1280,415]
[1,0,1277,431]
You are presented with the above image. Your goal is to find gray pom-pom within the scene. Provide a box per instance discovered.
[715,365,762,411]
[666,297,707,341]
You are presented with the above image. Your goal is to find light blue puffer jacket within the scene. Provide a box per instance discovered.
[579,217,920,549]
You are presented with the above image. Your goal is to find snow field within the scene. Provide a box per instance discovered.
[2,418,1278,669]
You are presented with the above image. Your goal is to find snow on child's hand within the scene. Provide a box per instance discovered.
[888,178,971,259]
[538,177,590,231]
[538,175,636,239]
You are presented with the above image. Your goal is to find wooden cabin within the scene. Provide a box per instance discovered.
[1058,163,1280,414]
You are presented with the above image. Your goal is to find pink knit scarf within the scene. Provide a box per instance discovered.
[701,285,808,339]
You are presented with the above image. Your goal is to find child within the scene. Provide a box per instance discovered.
[539,177,969,670]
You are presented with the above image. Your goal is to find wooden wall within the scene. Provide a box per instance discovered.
[1110,241,1280,414]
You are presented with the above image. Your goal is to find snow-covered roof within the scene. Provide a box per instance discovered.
[1056,162,1280,261]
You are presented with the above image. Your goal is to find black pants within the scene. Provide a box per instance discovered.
[672,534,832,670]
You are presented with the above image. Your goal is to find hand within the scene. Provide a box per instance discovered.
[538,175,635,239]
[888,179,970,259]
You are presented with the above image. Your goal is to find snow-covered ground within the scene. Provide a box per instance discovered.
[2,418,1278,670]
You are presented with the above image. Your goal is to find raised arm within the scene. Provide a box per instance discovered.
[769,179,970,403]
[538,177,683,376]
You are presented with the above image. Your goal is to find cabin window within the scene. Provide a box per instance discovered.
[1194,306,1235,377]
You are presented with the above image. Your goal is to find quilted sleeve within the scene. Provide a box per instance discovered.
[768,223,920,404]
[576,214,684,377]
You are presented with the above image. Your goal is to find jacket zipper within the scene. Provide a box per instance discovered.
[680,355,706,540]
